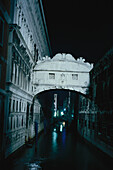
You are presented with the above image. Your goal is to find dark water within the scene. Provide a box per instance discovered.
[2,123,113,170]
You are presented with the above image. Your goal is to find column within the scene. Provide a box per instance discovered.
[10,98,13,113]
[12,62,15,84]
[20,69,22,87]
[14,63,17,85]
[16,65,19,85]
[13,2,18,24]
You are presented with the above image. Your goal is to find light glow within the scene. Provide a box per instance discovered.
[63,122,65,126]
[61,111,64,116]
[54,111,57,117]
[60,124,63,132]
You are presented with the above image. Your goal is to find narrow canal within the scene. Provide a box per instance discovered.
[3,122,112,170]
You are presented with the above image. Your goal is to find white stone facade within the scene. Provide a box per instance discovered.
[33,53,93,95]
[5,0,51,158]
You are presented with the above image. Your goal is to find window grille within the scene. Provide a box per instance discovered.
[49,73,55,79]
[72,74,78,80]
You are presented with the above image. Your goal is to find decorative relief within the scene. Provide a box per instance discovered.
[84,81,88,86]
[61,73,65,80]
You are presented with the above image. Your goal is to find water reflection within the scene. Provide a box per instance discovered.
[60,124,63,132]
[3,121,113,170]
[51,122,66,154]
[53,121,66,132]
[24,162,42,170]
[52,131,57,145]
[53,128,56,132]
[62,128,66,145]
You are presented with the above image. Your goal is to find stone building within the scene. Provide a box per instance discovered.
[0,0,11,160]
[3,0,51,158]
[78,48,113,158]
[33,53,93,95]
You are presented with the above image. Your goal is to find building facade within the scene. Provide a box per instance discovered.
[2,0,51,158]
[33,53,93,95]
[0,0,11,160]
[78,48,113,158]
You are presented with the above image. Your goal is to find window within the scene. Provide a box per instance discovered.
[13,118,15,129]
[72,74,78,80]
[19,101,21,112]
[16,116,18,128]
[11,117,13,129]
[13,100,15,112]
[34,44,36,61]
[16,101,18,112]
[9,99,11,112]
[0,17,4,46]
[22,116,23,126]
[49,73,55,79]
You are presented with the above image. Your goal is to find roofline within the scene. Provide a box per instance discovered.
[39,0,52,56]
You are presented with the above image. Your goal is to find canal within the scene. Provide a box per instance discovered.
[2,122,113,170]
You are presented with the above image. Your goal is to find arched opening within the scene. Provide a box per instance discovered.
[31,89,84,139]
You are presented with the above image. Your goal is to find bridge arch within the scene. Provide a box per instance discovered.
[32,53,93,96]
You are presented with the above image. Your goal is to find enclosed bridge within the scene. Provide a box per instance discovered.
[32,53,93,95]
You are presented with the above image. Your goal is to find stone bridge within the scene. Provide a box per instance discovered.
[32,53,93,96]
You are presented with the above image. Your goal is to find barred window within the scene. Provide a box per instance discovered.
[72,74,78,80]
[49,73,55,79]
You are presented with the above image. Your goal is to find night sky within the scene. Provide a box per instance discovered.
[42,0,113,63]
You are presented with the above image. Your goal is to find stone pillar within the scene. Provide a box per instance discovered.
[19,68,21,87]
[10,98,13,113]
[14,63,17,85]
[16,65,19,85]
[20,69,23,88]
[13,3,18,24]
[12,62,15,84]
[16,5,19,25]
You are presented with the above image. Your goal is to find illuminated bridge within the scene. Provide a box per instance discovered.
[32,53,93,95]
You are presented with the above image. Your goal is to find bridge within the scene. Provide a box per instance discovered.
[32,53,93,96]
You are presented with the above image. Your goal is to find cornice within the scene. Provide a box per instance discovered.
[26,0,50,55]
[9,24,35,67]
[6,82,33,100]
